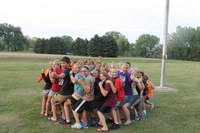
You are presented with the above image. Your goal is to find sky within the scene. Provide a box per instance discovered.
[1,0,200,43]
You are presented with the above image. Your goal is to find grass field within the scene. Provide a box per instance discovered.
[0,52,200,133]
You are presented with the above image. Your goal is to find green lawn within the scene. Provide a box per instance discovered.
[0,52,200,133]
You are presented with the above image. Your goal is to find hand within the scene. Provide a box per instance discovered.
[106,80,112,84]
[99,81,103,86]
[78,79,83,84]
[110,62,114,68]
[69,70,73,75]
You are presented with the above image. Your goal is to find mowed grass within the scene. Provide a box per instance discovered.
[0,52,200,133]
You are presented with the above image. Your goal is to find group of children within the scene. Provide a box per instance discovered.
[37,56,155,132]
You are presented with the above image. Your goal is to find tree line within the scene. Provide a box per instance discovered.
[0,23,200,61]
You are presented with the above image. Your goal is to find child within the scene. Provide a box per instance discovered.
[40,60,53,116]
[143,74,155,110]
[46,59,62,117]
[110,68,125,127]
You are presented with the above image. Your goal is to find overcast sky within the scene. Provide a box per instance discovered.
[1,0,200,43]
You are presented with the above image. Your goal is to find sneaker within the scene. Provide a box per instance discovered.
[81,122,89,129]
[89,119,98,127]
[132,115,140,121]
[59,120,71,125]
[71,123,82,129]
[142,111,147,117]
[150,104,154,110]
[109,123,120,130]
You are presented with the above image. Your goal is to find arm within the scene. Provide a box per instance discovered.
[41,72,49,83]
[69,71,78,84]
[51,71,66,79]
[106,80,117,93]
[78,78,90,94]
[110,62,115,69]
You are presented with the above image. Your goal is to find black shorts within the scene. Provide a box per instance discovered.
[98,105,111,113]
[68,96,78,105]
[86,101,104,111]
[72,98,90,114]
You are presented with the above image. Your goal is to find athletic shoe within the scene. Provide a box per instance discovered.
[81,122,89,129]
[109,123,120,130]
[59,120,71,125]
[71,123,82,129]
[150,104,155,110]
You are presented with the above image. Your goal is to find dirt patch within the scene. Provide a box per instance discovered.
[154,86,177,93]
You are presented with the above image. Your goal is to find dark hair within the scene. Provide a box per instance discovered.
[139,71,145,76]
[94,68,101,74]
[82,65,90,71]
[61,56,70,63]
[126,62,131,66]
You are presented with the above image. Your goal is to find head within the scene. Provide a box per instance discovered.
[143,74,149,81]
[122,63,129,74]
[110,68,118,78]
[60,56,70,69]
[81,65,90,77]
[103,63,108,69]
[89,61,95,69]
[130,67,140,77]
[49,60,54,70]
[100,71,110,81]
[137,71,144,80]
[96,62,101,69]
[91,68,101,78]
[52,59,61,70]
[126,62,131,69]
[118,62,123,70]
[73,63,81,74]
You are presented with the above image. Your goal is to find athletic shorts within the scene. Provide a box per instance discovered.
[72,99,90,114]
[86,101,104,111]
[68,96,78,105]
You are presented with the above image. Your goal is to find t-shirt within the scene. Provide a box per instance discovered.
[51,68,62,92]
[103,82,117,108]
[132,77,139,96]
[82,74,95,101]
[118,72,133,95]
[113,77,125,102]
[41,72,52,90]
[146,80,153,99]
[94,78,106,101]
[72,73,85,100]
[58,68,74,95]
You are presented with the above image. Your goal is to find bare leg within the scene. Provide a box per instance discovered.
[122,103,131,125]
[50,104,57,121]
[81,110,87,124]
[64,100,71,121]
[97,111,108,131]
[111,108,118,124]
[41,95,47,115]
[45,95,52,116]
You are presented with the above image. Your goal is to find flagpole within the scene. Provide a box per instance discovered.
[160,0,170,88]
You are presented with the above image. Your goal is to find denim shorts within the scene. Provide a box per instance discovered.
[118,95,139,107]
[43,89,50,95]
